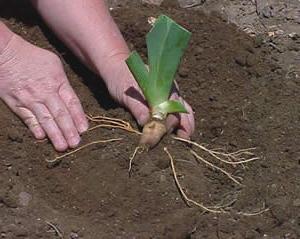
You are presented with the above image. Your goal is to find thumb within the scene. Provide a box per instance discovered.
[122,89,150,126]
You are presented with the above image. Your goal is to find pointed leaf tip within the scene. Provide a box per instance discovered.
[146,15,191,105]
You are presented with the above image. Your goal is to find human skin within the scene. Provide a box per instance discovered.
[0,0,195,151]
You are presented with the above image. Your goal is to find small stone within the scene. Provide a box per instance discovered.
[159,174,167,183]
[2,224,19,234]
[286,12,295,20]
[195,46,204,54]
[254,35,264,48]
[1,194,18,208]
[15,227,28,237]
[161,0,180,8]
[138,163,156,177]
[245,230,260,239]
[288,45,300,52]
[275,30,284,35]
[178,67,189,78]
[156,158,169,170]
[70,232,80,239]
[234,55,247,67]
[178,0,206,8]
[142,0,163,5]
[18,192,32,207]
[288,32,299,40]
[191,87,198,93]
[246,54,257,67]
[256,2,274,18]
[7,130,23,143]
[293,198,300,207]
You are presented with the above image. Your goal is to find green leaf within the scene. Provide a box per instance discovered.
[126,15,191,118]
[153,100,188,115]
[126,51,151,102]
[146,15,191,105]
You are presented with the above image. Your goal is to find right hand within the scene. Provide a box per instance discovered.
[0,33,88,151]
[102,56,195,140]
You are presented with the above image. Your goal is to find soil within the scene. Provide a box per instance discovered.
[0,1,299,238]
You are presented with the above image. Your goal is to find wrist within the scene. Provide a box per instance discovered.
[96,50,130,84]
[0,22,14,56]
[96,50,135,105]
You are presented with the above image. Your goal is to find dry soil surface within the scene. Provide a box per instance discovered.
[0,1,299,238]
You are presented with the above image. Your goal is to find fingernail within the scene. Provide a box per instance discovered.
[35,129,45,140]
[79,122,89,134]
[168,127,175,134]
[69,136,80,148]
[137,113,149,126]
[56,142,68,152]
[177,130,190,140]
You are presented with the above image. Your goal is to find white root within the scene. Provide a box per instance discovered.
[173,136,259,165]
[190,150,242,185]
[164,147,225,214]
[47,138,122,163]
[128,146,144,175]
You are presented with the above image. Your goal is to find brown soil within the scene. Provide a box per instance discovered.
[1,1,299,239]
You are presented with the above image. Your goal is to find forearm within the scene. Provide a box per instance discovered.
[31,0,130,84]
[0,22,14,56]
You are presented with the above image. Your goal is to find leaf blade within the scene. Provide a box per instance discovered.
[126,51,153,103]
[147,15,191,105]
[154,100,188,115]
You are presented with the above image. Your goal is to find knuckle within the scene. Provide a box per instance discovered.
[78,116,88,125]
[11,87,29,102]
[24,116,37,126]
[46,50,61,64]
[67,97,80,108]
[53,108,68,121]
[39,114,54,125]
[53,71,66,82]
[44,78,59,91]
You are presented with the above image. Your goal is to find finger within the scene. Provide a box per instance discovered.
[177,129,190,139]
[126,96,150,126]
[3,96,46,139]
[45,95,81,148]
[166,113,180,134]
[15,107,46,140]
[30,102,68,152]
[123,86,150,126]
[58,82,88,134]
[177,100,195,139]
[166,89,181,133]
[185,101,196,134]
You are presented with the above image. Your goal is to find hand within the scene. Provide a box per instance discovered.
[0,34,88,151]
[124,81,195,139]
[103,57,195,139]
